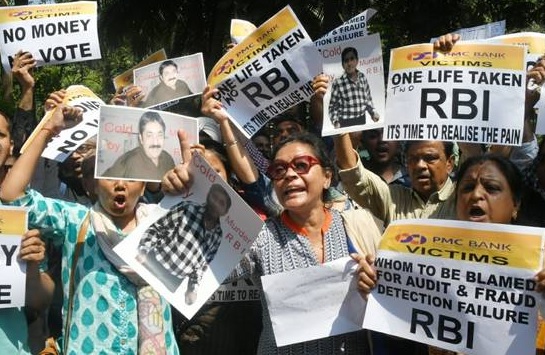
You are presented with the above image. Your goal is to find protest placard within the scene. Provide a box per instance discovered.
[114,151,264,319]
[20,85,104,162]
[0,207,28,309]
[230,19,256,45]
[112,48,167,91]
[363,219,544,354]
[0,1,101,73]
[488,32,545,135]
[134,53,206,109]
[261,257,365,346]
[95,105,199,182]
[384,42,526,145]
[208,278,260,303]
[317,15,385,136]
[208,6,322,138]
[489,32,545,69]
[429,20,506,43]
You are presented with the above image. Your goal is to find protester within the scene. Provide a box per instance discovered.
[456,154,521,224]
[162,129,381,354]
[519,140,545,227]
[0,105,179,354]
[451,154,530,354]
[271,108,305,147]
[359,128,409,186]
[252,132,272,160]
[0,229,54,354]
[0,101,54,354]
[358,154,538,354]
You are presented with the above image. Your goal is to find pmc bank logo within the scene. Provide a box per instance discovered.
[395,233,427,245]
[214,58,235,76]
[406,51,438,61]
[9,10,32,17]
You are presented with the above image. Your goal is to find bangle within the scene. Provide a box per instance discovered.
[223,140,238,148]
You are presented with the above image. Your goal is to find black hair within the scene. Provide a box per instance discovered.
[0,111,12,134]
[341,47,358,62]
[201,138,233,184]
[271,132,333,172]
[159,60,177,75]
[405,140,454,158]
[271,132,335,204]
[455,154,522,204]
[138,111,165,135]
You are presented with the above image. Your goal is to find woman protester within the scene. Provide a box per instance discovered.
[456,154,545,354]
[163,122,382,354]
[0,103,179,354]
[361,154,545,354]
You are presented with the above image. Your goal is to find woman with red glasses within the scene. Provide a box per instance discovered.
[164,123,382,353]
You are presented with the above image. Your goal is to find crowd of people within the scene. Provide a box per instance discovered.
[1,29,545,355]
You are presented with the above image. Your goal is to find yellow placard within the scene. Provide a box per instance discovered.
[493,32,545,56]
[391,43,526,71]
[112,49,167,90]
[380,222,542,270]
[0,207,27,235]
[208,6,298,86]
[0,2,96,24]
[20,85,100,154]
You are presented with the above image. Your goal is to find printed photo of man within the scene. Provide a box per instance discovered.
[143,59,193,107]
[328,47,380,128]
[103,111,175,180]
[136,184,232,305]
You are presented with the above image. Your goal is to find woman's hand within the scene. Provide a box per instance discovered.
[19,229,45,265]
[201,85,230,124]
[351,253,377,300]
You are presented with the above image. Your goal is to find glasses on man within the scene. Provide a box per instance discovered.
[267,155,321,180]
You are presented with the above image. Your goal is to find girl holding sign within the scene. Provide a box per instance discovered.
[0,104,180,354]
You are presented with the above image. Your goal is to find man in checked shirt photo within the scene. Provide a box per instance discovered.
[328,46,380,128]
[136,183,232,305]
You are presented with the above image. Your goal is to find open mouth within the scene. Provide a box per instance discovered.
[375,144,389,153]
[114,195,127,209]
[468,206,486,221]
[284,186,305,196]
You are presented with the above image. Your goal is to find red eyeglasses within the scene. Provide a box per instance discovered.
[267,155,321,180]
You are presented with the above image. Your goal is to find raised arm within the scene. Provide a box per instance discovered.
[12,50,36,111]
[201,85,259,184]
[0,105,81,202]
[11,51,37,156]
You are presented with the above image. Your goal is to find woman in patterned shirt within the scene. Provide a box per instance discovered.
[0,104,179,354]
[163,129,382,354]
